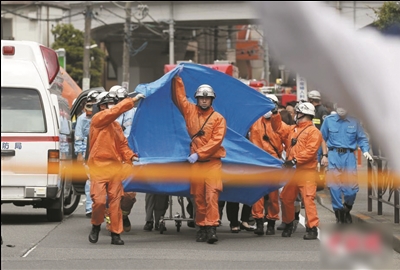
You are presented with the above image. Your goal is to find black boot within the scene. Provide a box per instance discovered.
[88,225,101,243]
[303,226,318,240]
[111,233,124,245]
[334,210,341,223]
[265,219,276,235]
[123,215,131,232]
[339,209,346,224]
[254,218,264,235]
[196,226,207,242]
[343,203,353,224]
[292,211,300,234]
[143,221,154,231]
[281,222,293,237]
[206,226,218,244]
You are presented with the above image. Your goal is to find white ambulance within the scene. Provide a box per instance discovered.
[1,40,80,221]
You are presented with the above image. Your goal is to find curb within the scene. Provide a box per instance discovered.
[316,190,400,254]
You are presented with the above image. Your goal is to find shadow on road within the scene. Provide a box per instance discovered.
[1,213,50,225]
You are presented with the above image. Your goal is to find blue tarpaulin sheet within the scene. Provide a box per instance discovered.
[123,63,291,205]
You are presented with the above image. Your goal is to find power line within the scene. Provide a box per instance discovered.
[92,14,108,26]
[1,3,35,15]
[100,5,125,20]
[1,8,83,22]
[110,1,126,10]
[141,23,168,38]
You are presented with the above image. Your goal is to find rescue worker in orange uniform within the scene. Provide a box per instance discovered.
[87,91,144,245]
[172,75,227,244]
[108,85,139,233]
[249,94,284,236]
[271,101,322,240]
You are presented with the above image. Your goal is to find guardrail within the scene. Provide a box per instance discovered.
[367,156,399,223]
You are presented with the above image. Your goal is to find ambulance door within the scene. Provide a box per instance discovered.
[1,87,57,200]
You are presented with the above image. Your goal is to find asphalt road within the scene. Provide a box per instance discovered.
[2,192,399,269]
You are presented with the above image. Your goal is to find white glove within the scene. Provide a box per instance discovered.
[132,156,139,164]
[135,93,145,100]
[187,153,199,164]
[363,152,373,162]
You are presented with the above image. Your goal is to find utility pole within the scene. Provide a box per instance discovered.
[82,2,92,91]
[213,26,218,61]
[262,40,270,85]
[169,2,174,65]
[122,2,131,91]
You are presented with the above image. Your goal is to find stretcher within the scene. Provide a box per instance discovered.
[158,196,194,234]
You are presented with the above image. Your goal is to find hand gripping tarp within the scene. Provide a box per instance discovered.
[123,63,292,205]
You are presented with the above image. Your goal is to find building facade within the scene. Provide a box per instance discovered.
[1,1,386,90]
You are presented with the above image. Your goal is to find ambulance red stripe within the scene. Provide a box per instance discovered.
[1,136,59,142]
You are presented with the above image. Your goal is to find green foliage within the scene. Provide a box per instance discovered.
[51,23,105,88]
[372,1,400,30]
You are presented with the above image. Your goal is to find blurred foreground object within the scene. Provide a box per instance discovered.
[252,1,400,174]
[320,223,392,269]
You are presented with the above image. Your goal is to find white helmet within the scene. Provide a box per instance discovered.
[265,94,278,104]
[194,84,216,99]
[96,92,116,106]
[308,90,321,100]
[109,85,128,100]
[295,102,315,117]
[87,90,100,104]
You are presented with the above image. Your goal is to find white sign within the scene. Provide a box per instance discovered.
[296,74,308,101]
[82,78,90,91]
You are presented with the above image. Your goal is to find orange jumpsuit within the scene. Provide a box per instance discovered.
[172,77,227,227]
[249,117,283,221]
[120,163,137,216]
[88,98,137,234]
[271,113,322,228]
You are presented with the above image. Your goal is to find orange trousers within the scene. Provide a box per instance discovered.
[280,170,319,228]
[190,159,222,227]
[91,177,123,234]
[252,189,280,220]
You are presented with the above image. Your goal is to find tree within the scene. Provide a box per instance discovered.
[51,24,104,88]
[372,1,400,31]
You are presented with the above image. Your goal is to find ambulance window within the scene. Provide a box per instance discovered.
[1,88,46,133]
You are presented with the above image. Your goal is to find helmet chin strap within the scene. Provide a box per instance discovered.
[295,113,306,124]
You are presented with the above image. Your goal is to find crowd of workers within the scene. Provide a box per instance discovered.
[73,74,372,245]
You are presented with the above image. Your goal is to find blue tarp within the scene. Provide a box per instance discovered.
[123,63,291,205]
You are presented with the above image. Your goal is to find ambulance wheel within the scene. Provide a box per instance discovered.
[63,187,81,215]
